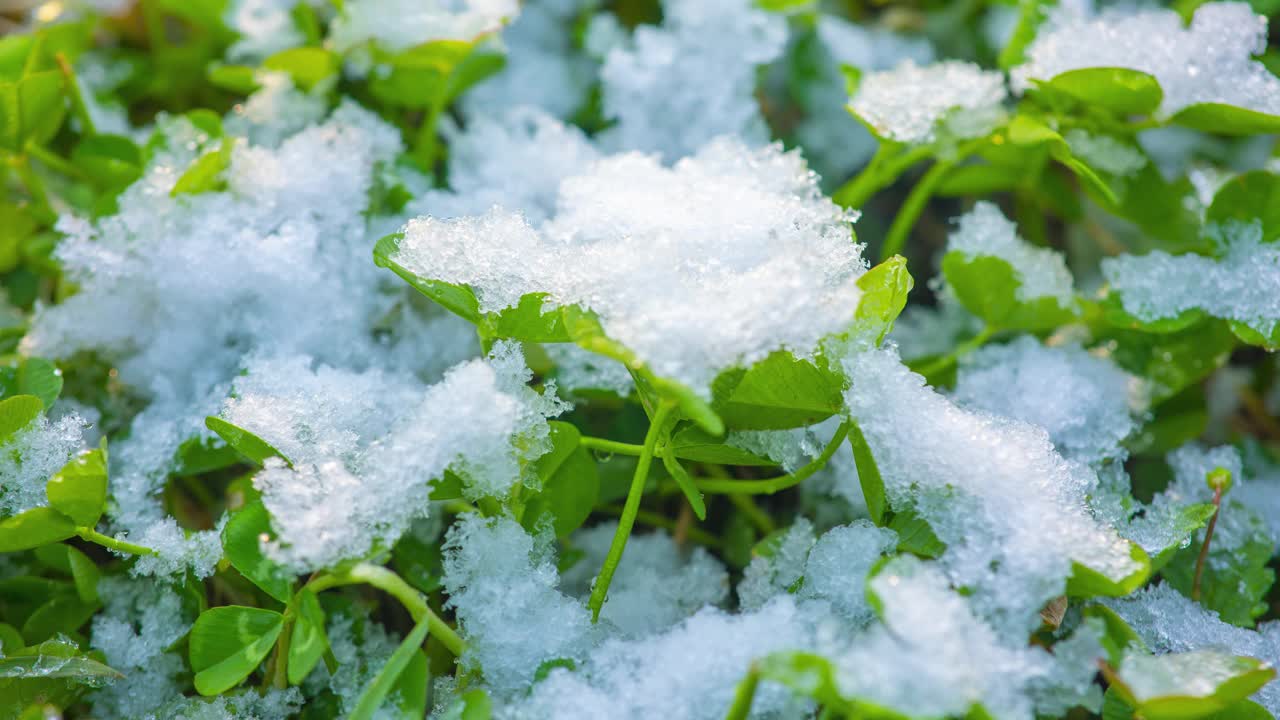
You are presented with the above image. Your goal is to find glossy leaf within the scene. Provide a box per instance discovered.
[1206,170,1280,243]
[45,448,107,527]
[0,395,43,443]
[262,47,338,91]
[71,135,144,192]
[666,425,776,467]
[1113,650,1276,718]
[888,510,945,559]
[21,593,99,644]
[221,500,293,603]
[1065,542,1151,598]
[853,255,914,344]
[373,233,481,324]
[205,416,291,467]
[0,508,77,552]
[522,421,600,538]
[1041,67,1162,116]
[1170,103,1280,135]
[941,253,1077,331]
[0,358,61,410]
[710,352,843,430]
[847,421,886,526]
[286,589,328,685]
[33,543,99,604]
[170,138,233,197]
[189,606,284,696]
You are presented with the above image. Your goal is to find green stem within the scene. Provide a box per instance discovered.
[55,53,96,137]
[833,144,934,210]
[724,665,760,720]
[308,563,465,657]
[879,139,985,261]
[77,527,156,555]
[914,326,996,380]
[596,504,723,548]
[269,616,293,689]
[579,436,647,457]
[587,401,675,622]
[833,142,892,209]
[694,422,851,495]
[413,104,444,172]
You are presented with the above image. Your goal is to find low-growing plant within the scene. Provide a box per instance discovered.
[2,0,1280,718]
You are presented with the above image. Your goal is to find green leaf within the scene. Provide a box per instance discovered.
[367,40,503,110]
[941,253,1077,331]
[287,589,328,685]
[1170,103,1280,135]
[205,416,291,467]
[888,510,945,558]
[21,593,99,644]
[438,688,493,720]
[189,606,284,696]
[262,47,338,91]
[349,613,431,720]
[33,544,98,604]
[477,293,573,343]
[0,70,64,153]
[45,448,107,527]
[847,421,887,526]
[1114,650,1276,718]
[71,134,145,193]
[221,500,293,603]
[1126,386,1208,456]
[522,421,600,538]
[1083,604,1145,666]
[710,352,844,430]
[1066,542,1151,598]
[206,63,261,94]
[1230,320,1280,351]
[0,395,43,443]
[0,508,77,552]
[1005,114,1118,204]
[1144,503,1217,572]
[1199,700,1276,720]
[1206,170,1280,244]
[853,255,914,344]
[170,137,234,197]
[173,435,243,477]
[373,233,482,324]
[1105,319,1234,403]
[666,425,776,466]
[0,654,120,680]
[754,651,907,718]
[1040,67,1163,116]
[0,358,62,410]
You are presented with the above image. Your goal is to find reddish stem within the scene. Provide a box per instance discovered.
[1192,485,1224,602]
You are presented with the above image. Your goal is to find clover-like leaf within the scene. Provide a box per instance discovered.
[189,606,284,696]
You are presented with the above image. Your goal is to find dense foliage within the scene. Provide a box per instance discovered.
[3,0,1280,718]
